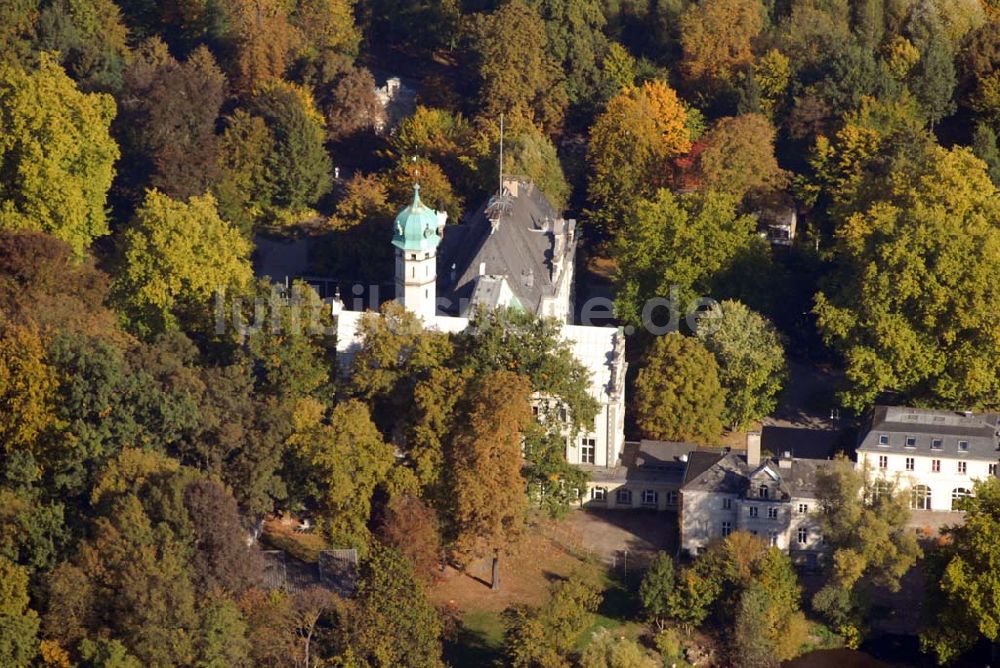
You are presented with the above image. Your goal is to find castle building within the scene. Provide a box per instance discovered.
[335,182,627,474]
[436,177,576,322]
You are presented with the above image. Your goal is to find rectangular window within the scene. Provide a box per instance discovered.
[798,503,808,514]
[797,527,808,545]
[906,457,915,471]
[879,455,888,469]
[932,459,941,473]
[905,436,917,448]
[958,461,967,474]
[878,434,889,446]
[958,440,969,452]
[580,438,595,465]
[768,531,779,547]
[990,464,998,477]
[666,491,678,506]
[642,490,658,506]
[615,488,632,505]
[721,521,732,537]
[722,498,732,510]
[931,438,943,450]
[767,507,779,520]
[591,487,607,502]
[749,506,759,518]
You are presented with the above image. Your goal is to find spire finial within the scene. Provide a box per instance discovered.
[412,182,421,207]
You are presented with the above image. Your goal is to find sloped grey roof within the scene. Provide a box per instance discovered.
[468,275,513,311]
[858,405,1000,461]
[437,179,574,315]
[681,452,832,499]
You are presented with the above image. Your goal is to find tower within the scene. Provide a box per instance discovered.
[392,184,445,322]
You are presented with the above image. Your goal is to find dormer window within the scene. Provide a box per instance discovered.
[932,439,943,451]
[878,434,889,446]
[759,484,769,499]
[958,440,969,452]
[905,436,916,448]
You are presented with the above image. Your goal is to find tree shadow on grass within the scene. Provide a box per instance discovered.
[444,620,504,667]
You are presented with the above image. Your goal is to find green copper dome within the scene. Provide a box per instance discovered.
[392,184,442,252]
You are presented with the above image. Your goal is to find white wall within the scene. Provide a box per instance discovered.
[859,451,993,511]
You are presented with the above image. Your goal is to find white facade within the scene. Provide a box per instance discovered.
[394,247,438,323]
[856,405,1000,513]
[857,451,997,512]
[679,450,829,563]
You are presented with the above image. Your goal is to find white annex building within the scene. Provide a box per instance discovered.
[856,405,1000,512]
[335,180,627,473]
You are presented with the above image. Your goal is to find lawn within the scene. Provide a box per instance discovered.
[433,514,654,666]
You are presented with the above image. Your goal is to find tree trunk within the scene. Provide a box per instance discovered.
[491,554,500,590]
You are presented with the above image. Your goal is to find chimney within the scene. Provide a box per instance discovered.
[779,451,792,469]
[746,431,761,468]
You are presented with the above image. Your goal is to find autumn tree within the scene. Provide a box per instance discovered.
[296,52,384,141]
[0,54,118,257]
[219,0,300,92]
[377,494,443,585]
[288,399,394,549]
[183,479,264,594]
[693,533,809,665]
[697,114,787,199]
[348,542,445,667]
[812,457,921,640]
[112,189,253,336]
[291,0,361,58]
[503,571,602,667]
[0,232,117,337]
[44,494,200,666]
[36,0,130,92]
[679,0,765,91]
[446,370,533,566]
[115,40,228,202]
[0,557,39,667]
[530,0,609,108]
[920,478,1000,664]
[580,629,659,668]
[634,333,726,444]
[455,308,598,514]
[639,551,675,630]
[348,301,454,433]
[814,145,1000,410]
[248,80,333,213]
[213,110,277,235]
[0,324,58,455]
[697,300,787,429]
[613,189,761,325]
[587,81,691,233]
[473,0,567,132]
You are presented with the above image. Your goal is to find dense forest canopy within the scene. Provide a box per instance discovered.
[1,0,999,665]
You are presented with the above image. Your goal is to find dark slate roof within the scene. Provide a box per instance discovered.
[681,452,832,499]
[437,179,575,316]
[858,405,1000,461]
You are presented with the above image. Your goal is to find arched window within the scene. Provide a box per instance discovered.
[759,484,769,499]
[910,485,932,510]
[951,488,971,511]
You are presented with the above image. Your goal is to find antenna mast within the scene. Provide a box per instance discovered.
[498,113,504,196]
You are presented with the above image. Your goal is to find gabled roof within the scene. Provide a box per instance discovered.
[437,178,575,316]
[681,451,833,499]
[858,405,1000,461]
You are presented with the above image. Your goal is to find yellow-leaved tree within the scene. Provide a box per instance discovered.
[112,190,253,337]
[586,80,690,234]
[0,54,118,257]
